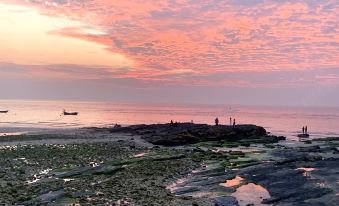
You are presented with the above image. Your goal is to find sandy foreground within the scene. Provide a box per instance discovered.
[0,124,338,205]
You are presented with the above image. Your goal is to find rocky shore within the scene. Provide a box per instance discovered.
[0,123,338,205]
[109,123,285,146]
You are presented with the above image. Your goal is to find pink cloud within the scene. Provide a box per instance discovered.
[1,0,339,87]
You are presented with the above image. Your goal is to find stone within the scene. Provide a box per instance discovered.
[214,196,239,206]
[110,123,272,146]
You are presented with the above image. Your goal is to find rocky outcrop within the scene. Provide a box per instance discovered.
[110,123,277,146]
[214,196,239,206]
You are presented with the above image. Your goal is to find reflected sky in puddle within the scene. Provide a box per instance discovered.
[317,182,326,188]
[297,167,316,172]
[63,178,74,183]
[232,183,271,206]
[166,177,187,193]
[134,152,148,157]
[220,176,244,187]
[0,132,25,136]
[27,169,52,184]
[296,167,317,177]
[214,146,265,153]
[167,163,272,205]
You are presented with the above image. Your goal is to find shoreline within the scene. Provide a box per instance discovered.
[1,124,338,142]
[0,123,338,205]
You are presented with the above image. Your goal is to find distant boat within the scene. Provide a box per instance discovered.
[63,110,78,116]
[0,110,8,113]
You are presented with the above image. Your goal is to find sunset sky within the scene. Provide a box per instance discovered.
[0,0,338,106]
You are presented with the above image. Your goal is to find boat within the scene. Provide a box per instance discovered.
[63,110,78,116]
[0,110,8,113]
[64,111,78,115]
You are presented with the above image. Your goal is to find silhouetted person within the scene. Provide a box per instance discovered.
[230,117,232,126]
[302,126,305,134]
[305,126,308,134]
[233,119,236,126]
[215,118,219,126]
[170,120,174,125]
[114,123,121,128]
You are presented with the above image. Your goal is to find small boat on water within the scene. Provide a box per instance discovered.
[63,110,78,116]
[0,110,9,113]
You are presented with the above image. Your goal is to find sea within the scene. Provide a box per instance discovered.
[1,99,339,140]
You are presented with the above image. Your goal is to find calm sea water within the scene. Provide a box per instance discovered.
[1,100,339,140]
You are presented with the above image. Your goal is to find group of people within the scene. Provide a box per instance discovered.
[170,120,179,127]
[215,117,236,126]
[302,126,308,134]
[169,118,236,126]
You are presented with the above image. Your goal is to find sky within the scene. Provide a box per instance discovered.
[0,0,338,106]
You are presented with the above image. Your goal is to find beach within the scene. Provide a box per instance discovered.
[2,0,338,205]
[0,123,338,205]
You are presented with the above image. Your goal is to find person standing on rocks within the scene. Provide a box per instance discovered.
[302,126,305,134]
[215,117,219,126]
[233,119,236,126]
[305,126,308,134]
[230,117,232,126]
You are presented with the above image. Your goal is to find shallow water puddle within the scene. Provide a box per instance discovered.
[186,191,223,198]
[63,178,74,183]
[296,167,316,177]
[166,177,187,193]
[232,183,271,206]
[134,152,148,157]
[40,169,52,174]
[297,167,316,172]
[0,145,18,150]
[27,169,52,184]
[220,176,244,187]
[215,147,265,153]
[0,132,25,136]
[317,182,326,188]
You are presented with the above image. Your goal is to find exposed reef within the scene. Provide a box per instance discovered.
[0,124,337,205]
[110,123,285,146]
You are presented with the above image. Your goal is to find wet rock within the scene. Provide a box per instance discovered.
[111,123,270,146]
[71,191,96,198]
[270,148,322,165]
[92,165,125,175]
[313,137,339,141]
[54,165,124,178]
[214,196,239,206]
[238,158,337,205]
[24,190,65,204]
[54,166,93,178]
[297,145,321,152]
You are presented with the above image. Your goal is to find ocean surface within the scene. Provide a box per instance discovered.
[1,100,339,140]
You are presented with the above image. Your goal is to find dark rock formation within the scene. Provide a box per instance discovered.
[110,123,277,146]
[214,196,239,206]
[24,190,65,205]
[238,157,338,205]
[54,165,124,178]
